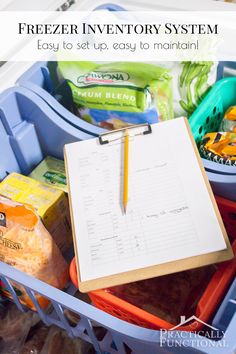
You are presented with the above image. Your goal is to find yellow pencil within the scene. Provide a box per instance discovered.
[123,130,129,214]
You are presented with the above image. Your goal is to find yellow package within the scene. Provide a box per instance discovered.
[30,156,67,193]
[199,132,236,167]
[220,106,236,133]
[0,173,72,258]
[0,196,69,310]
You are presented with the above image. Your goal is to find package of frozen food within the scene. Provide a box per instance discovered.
[0,196,69,310]
[0,302,39,354]
[20,323,49,354]
[200,132,236,166]
[0,173,72,258]
[40,326,94,354]
[30,156,67,193]
[219,106,236,132]
[159,61,217,117]
[58,61,173,129]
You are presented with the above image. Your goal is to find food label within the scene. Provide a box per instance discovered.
[0,235,22,250]
[43,171,67,186]
[77,71,130,85]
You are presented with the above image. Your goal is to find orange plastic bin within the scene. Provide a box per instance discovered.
[70,244,236,331]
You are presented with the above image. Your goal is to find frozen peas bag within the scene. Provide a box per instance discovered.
[58,61,173,129]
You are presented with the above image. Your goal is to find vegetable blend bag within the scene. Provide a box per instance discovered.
[58,61,173,130]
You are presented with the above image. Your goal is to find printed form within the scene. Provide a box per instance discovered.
[65,118,227,282]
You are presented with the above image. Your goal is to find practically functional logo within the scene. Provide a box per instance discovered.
[160,316,227,349]
[77,71,130,85]
[0,212,6,227]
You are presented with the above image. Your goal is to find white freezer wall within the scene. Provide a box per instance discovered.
[0,0,75,11]
[70,0,236,10]
[1,0,236,10]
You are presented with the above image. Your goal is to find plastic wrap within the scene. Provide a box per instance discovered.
[219,106,236,132]
[40,326,94,354]
[20,323,49,354]
[0,302,39,354]
[200,132,236,166]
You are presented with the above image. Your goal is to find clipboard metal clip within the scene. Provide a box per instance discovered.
[98,123,152,145]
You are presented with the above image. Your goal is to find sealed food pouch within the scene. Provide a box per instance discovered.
[58,61,173,129]
[0,196,69,310]
[154,61,217,117]
[219,106,236,132]
[178,61,216,115]
[200,132,236,166]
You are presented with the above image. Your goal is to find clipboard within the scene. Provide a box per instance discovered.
[65,118,233,293]
[98,123,152,145]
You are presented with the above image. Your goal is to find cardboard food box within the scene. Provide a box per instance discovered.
[30,156,67,193]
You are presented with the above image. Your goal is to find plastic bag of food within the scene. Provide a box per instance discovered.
[0,302,39,354]
[157,61,217,117]
[20,323,49,354]
[219,106,236,132]
[58,61,173,129]
[108,266,216,325]
[200,132,236,166]
[0,196,69,310]
[40,326,94,354]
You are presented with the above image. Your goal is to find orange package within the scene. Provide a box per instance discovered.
[0,196,69,310]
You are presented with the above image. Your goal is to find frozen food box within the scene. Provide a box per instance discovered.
[30,156,67,193]
[0,173,72,258]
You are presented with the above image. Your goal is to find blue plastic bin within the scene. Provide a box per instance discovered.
[217,61,236,80]
[212,278,236,333]
[189,77,236,178]
[17,61,236,200]
[0,86,97,180]
[207,171,236,201]
[0,86,236,353]
[17,61,106,137]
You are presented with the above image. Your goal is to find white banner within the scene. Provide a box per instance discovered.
[0,11,236,61]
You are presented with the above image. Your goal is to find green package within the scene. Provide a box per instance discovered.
[30,156,67,193]
[58,61,173,129]
[179,61,214,115]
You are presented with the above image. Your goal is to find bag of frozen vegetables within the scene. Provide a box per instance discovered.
[58,61,173,130]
